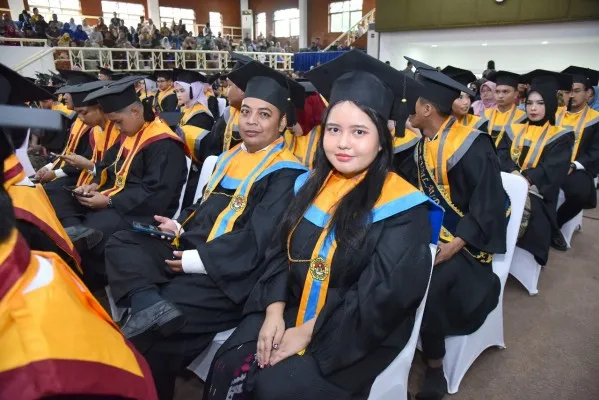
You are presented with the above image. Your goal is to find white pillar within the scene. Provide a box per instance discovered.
[8,0,25,21]
[240,0,249,11]
[146,0,160,25]
[299,0,308,49]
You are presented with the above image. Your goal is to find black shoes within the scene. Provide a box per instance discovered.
[120,300,185,353]
[550,231,568,251]
[416,366,447,400]
[65,225,104,251]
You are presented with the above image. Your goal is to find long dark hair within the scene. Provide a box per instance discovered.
[279,100,393,251]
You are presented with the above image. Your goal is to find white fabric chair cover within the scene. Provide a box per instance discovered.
[442,172,528,394]
[193,155,218,204]
[105,285,127,323]
[217,98,226,117]
[172,156,192,219]
[15,129,35,176]
[367,245,436,400]
[188,328,237,381]
[509,246,542,295]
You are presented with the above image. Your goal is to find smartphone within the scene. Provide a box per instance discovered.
[62,185,93,198]
[29,175,40,183]
[131,221,176,239]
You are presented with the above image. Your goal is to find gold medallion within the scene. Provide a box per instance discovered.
[201,190,211,203]
[229,195,246,212]
[115,175,125,188]
[309,257,329,281]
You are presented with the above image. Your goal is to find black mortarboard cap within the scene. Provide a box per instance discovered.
[40,85,58,95]
[98,66,114,78]
[229,51,254,72]
[561,66,599,88]
[152,70,174,81]
[522,69,573,92]
[208,73,221,85]
[487,70,521,89]
[406,56,473,115]
[84,75,146,113]
[159,111,183,127]
[306,51,423,120]
[441,66,476,87]
[296,78,317,94]
[57,68,98,85]
[173,68,207,83]
[0,63,56,104]
[227,60,305,112]
[49,71,66,85]
[56,80,108,107]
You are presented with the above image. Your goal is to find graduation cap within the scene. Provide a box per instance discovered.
[561,66,599,88]
[159,111,183,127]
[229,51,254,73]
[173,68,207,84]
[487,70,521,89]
[441,66,476,87]
[49,71,67,86]
[296,78,317,94]
[207,73,221,85]
[521,69,573,92]
[56,80,108,107]
[98,66,114,78]
[40,85,58,95]
[0,64,56,105]
[84,75,147,113]
[152,70,174,81]
[306,51,422,120]
[57,68,98,85]
[405,56,473,115]
[35,71,52,86]
[227,60,305,112]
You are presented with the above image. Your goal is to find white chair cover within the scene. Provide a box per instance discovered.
[217,98,226,117]
[172,156,192,219]
[188,328,237,381]
[509,246,542,295]
[193,155,218,204]
[442,172,528,394]
[367,245,436,400]
[15,129,35,176]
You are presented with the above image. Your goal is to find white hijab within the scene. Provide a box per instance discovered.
[175,80,209,111]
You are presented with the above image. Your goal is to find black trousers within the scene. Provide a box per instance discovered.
[557,170,596,227]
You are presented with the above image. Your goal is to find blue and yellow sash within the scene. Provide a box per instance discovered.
[180,103,212,163]
[555,105,599,162]
[292,171,443,333]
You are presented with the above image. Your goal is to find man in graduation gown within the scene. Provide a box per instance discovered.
[58,76,188,286]
[405,58,507,400]
[553,66,599,250]
[0,112,158,400]
[152,70,179,113]
[484,70,528,146]
[35,85,77,156]
[442,66,488,131]
[1,64,82,274]
[104,60,307,399]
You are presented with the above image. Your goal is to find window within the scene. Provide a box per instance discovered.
[329,0,362,33]
[255,12,266,39]
[209,12,223,36]
[273,8,299,38]
[160,7,195,34]
[28,0,82,26]
[101,1,145,31]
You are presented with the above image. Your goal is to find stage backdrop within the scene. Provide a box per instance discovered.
[375,0,599,32]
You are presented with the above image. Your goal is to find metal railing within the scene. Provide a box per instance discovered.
[323,8,375,51]
[15,46,294,73]
[0,37,48,46]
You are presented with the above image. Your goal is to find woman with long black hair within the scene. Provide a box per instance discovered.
[203,50,443,400]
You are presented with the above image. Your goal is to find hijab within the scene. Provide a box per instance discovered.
[175,80,208,111]
[472,80,497,116]
[527,84,557,126]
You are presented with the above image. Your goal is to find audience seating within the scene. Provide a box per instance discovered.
[441,172,528,393]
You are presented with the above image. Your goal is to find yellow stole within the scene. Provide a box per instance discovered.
[180,103,212,163]
[173,137,306,247]
[508,122,573,170]
[284,126,322,169]
[154,87,175,112]
[4,155,81,273]
[456,114,485,130]
[99,120,184,197]
[292,171,438,331]
[50,118,91,170]
[51,102,76,119]
[555,105,599,162]
[484,104,527,146]
[77,121,121,186]
[223,107,240,152]
[0,230,157,398]
[392,128,422,154]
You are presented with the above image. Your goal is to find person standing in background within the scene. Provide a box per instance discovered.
[483,60,496,78]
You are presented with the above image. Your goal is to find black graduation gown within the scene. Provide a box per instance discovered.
[208,95,220,121]
[497,129,574,264]
[159,92,179,113]
[205,111,243,156]
[405,135,507,340]
[40,113,75,154]
[209,205,433,398]
[15,219,77,271]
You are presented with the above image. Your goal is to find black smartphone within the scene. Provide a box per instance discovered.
[131,221,176,239]
[29,175,40,183]
[62,185,93,198]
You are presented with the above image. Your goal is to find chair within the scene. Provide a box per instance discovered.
[217,98,226,117]
[173,157,192,219]
[367,245,436,400]
[193,155,218,204]
[16,128,35,177]
[187,328,237,381]
[441,172,528,394]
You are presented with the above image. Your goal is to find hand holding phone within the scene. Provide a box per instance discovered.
[63,185,93,198]
[131,221,176,239]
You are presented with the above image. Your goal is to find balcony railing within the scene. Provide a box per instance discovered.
[0,37,48,46]
[15,46,294,73]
